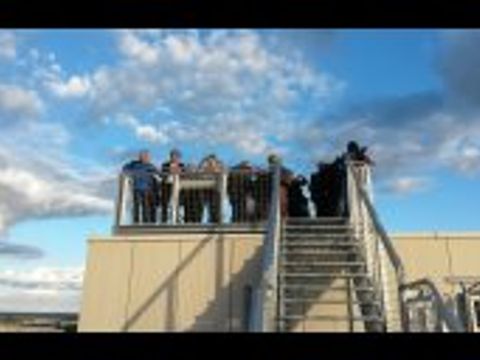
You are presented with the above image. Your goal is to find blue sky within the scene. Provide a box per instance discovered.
[0,29,479,312]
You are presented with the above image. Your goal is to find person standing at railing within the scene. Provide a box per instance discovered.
[228,161,256,223]
[339,141,374,217]
[288,174,310,217]
[267,154,294,218]
[344,141,374,165]
[310,162,330,217]
[310,158,347,217]
[199,154,224,223]
[180,163,204,223]
[160,149,185,223]
[122,150,161,224]
[253,167,271,222]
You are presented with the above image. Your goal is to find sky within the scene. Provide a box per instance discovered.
[0,29,480,313]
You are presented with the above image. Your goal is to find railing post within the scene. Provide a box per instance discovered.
[249,161,282,332]
[114,174,124,229]
[115,173,132,227]
[219,171,228,225]
[171,174,180,225]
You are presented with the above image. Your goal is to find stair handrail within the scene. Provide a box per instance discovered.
[400,278,465,332]
[248,162,282,332]
[347,162,406,285]
[347,161,464,332]
[347,160,408,331]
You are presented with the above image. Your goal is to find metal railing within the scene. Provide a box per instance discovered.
[346,161,406,331]
[401,278,465,332]
[346,160,465,332]
[248,163,281,332]
[114,169,272,228]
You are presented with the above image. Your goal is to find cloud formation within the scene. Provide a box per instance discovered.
[0,120,114,254]
[0,84,43,121]
[47,30,344,158]
[0,266,83,312]
[0,242,44,259]
[0,32,16,61]
[301,31,480,190]
[384,176,432,195]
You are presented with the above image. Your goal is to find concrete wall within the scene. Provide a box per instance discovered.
[79,230,480,332]
[392,232,480,296]
[78,232,263,332]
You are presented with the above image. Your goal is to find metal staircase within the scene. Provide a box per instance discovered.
[278,217,385,332]
[249,159,466,333]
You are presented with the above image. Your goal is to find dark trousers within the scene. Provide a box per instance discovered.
[230,197,241,223]
[160,183,171,223]
[230,195,255,223]
[183,190,203,223]
[133,189,156,224]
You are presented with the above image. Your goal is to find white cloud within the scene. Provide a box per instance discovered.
[59,30,343,158]
[118,30,159,65]
[0,159,113,235]
[0,266,83,312]
[386,176,431,195]
[0,32,16,60]
[0,121,114,238]
[0,266,83,291]
[46,75,92,99]
[116,113,169,144]
[0,84,43,120]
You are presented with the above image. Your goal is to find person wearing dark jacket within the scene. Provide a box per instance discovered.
[267,154,294,218]
[288,175,310,217]
[228,161,256,223]
[310,162,327,217]
[345,141,374,165]
[122,150,161,224]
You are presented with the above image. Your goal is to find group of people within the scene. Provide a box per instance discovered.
[310,141,374,218]
[122,149,226,224]
[120,141,373,225]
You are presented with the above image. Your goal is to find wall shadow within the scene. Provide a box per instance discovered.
[187,239,262,332]
[121,233,215,331]
[121,231,263,332]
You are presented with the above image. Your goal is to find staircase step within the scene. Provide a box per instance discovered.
[281,256,364,264]
[284,233,354,239]
[282,299,381,305]
[283,241,362,248]
[285,225,353,231]
[286,217,348,225]
[281,272,370,278]
[279,247,365,261]
[281,284,375,292]
[281,249,360,255]
[277,315,384,322]
[282,261,366,267]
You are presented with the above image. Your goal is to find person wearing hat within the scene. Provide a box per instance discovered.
[122,150,161,224]
[345,141,374,165]
[160,148,186,223]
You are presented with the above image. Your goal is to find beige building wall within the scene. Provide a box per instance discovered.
[78,232,263,332]
[391,232,480,297]
[79,230,480,332]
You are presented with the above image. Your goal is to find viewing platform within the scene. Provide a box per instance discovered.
[78,157,478,332]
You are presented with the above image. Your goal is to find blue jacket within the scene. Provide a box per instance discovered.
[122,160,160,191]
